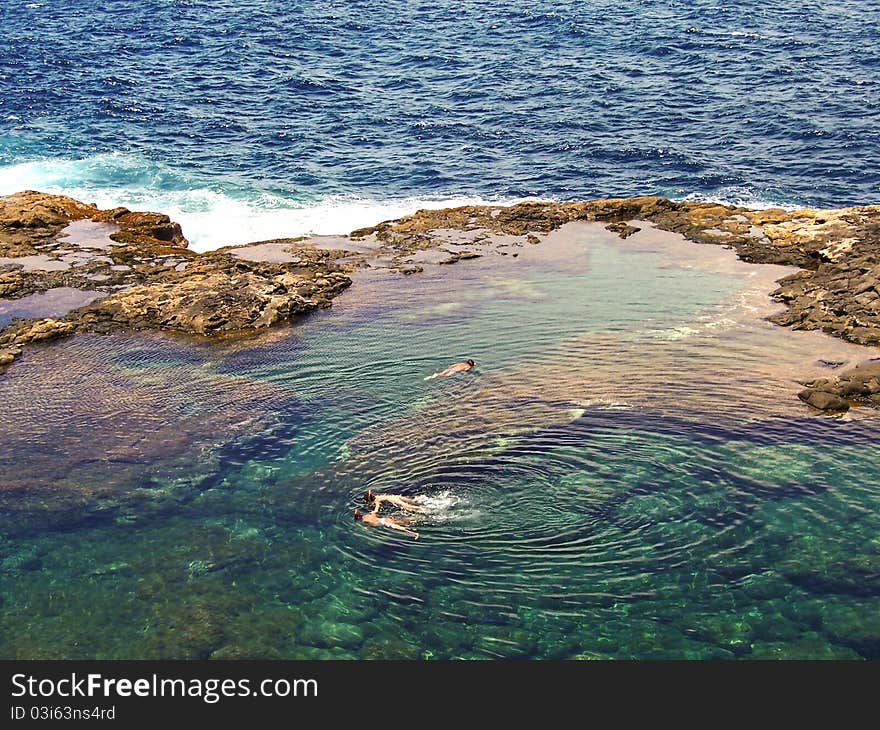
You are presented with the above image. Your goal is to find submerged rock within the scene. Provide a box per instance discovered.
[749,636,861,660]
[797,389,851,413]
[819,598,880,658]
[0,329,321,537]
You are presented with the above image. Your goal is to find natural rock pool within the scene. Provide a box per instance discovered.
[0,288,102,329]
[1,223,878,659]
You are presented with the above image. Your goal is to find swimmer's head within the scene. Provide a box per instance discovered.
[353,508,363,521]
[466,359,474,367]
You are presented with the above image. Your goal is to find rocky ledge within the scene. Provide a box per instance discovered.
[2,191,880,412]
[0,191,351,367]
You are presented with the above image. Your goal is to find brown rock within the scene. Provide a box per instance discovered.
[0,190,97,230]
[798,389,850,413]
[14,318,76,344]
[76,253,350,336]
[0,192,342,363]
[605,221,642,238]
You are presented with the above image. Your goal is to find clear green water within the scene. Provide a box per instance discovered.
[1,225,878,659]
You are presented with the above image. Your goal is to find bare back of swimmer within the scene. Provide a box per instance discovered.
[424,358,475,380]
[354,509,419,539]
[363,489,427,514]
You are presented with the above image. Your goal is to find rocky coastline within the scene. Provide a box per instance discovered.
[2,190,879,413]
[0,191,351,366]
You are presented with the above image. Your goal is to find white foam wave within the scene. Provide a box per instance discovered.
[677,187,800,211]
[0,154,531,252]
[189,194,529,253]
[2,154,806,252]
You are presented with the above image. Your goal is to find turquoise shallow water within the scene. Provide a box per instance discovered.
[1,226,879,659]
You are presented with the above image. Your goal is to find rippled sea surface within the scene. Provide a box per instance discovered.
[1,1,878,248]
[2,226,879,659]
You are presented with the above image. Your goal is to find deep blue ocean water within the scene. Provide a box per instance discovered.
[1,0,878,248]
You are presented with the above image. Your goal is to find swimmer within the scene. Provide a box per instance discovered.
[363,488,427,514]
[354,508,419,539]
[424,358,475,380]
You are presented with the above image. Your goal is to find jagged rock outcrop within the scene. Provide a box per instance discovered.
[0,191,352,367]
